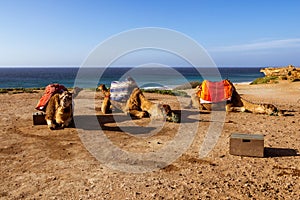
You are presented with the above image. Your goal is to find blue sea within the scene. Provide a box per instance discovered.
[0,67,264,89]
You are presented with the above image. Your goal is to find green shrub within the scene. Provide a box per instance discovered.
[173,81,202,90]
[141,89,189,97]
[0,89,8,93]
[250,76,279,84]
[0,88,40,94]
[22,88,38,93]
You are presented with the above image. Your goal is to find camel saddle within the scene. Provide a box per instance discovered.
[198,79,233,103]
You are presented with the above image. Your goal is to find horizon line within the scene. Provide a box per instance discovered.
[0,65,290,68]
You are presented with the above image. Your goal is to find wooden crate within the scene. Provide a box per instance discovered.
[230,133,264,157]
[33,112,47,125]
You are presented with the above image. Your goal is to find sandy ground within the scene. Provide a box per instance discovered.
[1,81,299,199]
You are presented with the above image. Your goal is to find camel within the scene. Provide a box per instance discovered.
[35,84,74,130]
[97,84,112,115]
[191,79,282,115]
[97,83,179,122]
[45,91,73,130]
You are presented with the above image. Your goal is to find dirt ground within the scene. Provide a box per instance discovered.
[1,81,299,199]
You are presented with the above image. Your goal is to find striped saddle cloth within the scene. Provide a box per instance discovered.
[198,79,233,103]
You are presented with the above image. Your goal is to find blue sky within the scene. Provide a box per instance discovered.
[0,0,299,67]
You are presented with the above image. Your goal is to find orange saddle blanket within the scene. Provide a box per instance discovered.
[198,80,233,103]
[35,83,67,111]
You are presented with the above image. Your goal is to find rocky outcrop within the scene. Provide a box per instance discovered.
[260,65,300,80]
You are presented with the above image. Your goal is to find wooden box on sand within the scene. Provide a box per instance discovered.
[230,133,264,157]
[33,112,47,125]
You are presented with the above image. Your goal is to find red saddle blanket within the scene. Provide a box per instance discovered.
[35,84,67,111]
[197,80,233,103]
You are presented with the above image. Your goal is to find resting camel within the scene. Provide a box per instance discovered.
[191,79,282,115]
[97,84,179,122]
[45,91,73,130]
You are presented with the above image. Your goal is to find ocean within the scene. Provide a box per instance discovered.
[0,67,264,89]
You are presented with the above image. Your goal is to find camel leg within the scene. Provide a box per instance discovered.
[121,88,147,118]
[190,94,200,109]
[128,110,148,118]
[46,119,56,130]
[138,91,164,118]
[201,103,212,111]
[126,88,164,118]
[225,103,233,112]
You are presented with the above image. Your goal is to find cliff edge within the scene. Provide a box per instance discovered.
[260,65,300,80]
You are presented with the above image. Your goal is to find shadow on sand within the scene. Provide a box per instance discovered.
[74,114,157,134]
[73,108,202,134]
[264,147,299,157]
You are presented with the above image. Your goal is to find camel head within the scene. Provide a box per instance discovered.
[97,84,109,92]
[162,104,172,116]
[59,91,72,108]
[264,104,282,116]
